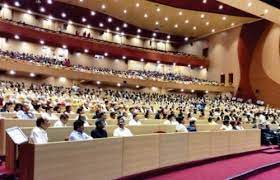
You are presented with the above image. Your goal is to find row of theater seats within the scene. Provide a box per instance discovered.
[0,49,220,85]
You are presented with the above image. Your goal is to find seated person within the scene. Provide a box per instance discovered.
[76,114,90,127]
[236,121,244,130]
[91,119,108,139]
[128,113,142,126]
[29,117,50,144]
[220,120,233,131]
[113,116,133,137]
[54,114,69,127]
[41,104,59,121]
[0,102,13,112]
[95,111,108,126]
[187,120,197,132]
[16,103,35,120]
[208,117,218,125]
[69,120,93,141]
[164,114,179,125]
[176,116,188,132]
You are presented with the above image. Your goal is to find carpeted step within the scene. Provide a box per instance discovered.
[262,149,280,154]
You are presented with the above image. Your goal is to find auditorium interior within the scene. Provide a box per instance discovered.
[0,0,279,179]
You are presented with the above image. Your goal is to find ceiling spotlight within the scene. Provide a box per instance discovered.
[106,29,110,33]
[174,24,178,28]
[47,0,53,4]
[188,64,191,67]
[222,16,227,20]
[61,12,66,18]
[14,1,20,7]
[164,17,168,21]
[181,89,184,92]
[101,4,106,9]
[185,19,189,24]
[247,2,252,7]
[137,29,141,33]
[219,5,223,10]
[184,37,189,41]
[30,73,36,77]
[9,70,16,75]
[144,13,148,18]
[203,0,207,4]
[264,9,269,14]
[156,7,160,12]
[155,21,159,25]
[231,22,235,26]
[116,27,120,31]
[108,18,112,22]
[84,49,89,53]
[178,11,183,16]
[140,58,144,62]
[68,20,73,24]
[14,35,20,39]
[173,62,176,66]
[117,83,121,87]
[136,3,140,7]
[167,35,171,39]
[123,9,127,14]
[79,0,83,2]
[87,25,91,28]
[153,33,157,37]
[40,7,45,13]
[200,14,205,18]
[193,26,197,30]
[122,56,126,59]
[121,32,124,36]
[40,40,45,44]
[200,66,203,69]
[99,23,104,27]
[104,52,108,56]
[91,11,96,16]
[191,90,195,93]
[157,60,160,64]
[205,90,209,93]
[211,29,216,33]
[96,81,101,85]
[82,17,86,22]
[123,23,128,28]
[136,85,140,88]
[206,21,210,26]
[62,45,67,49]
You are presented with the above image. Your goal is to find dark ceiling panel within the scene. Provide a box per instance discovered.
[260,0,280,9]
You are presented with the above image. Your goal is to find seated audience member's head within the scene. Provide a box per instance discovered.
[223,120,230,126]
[36,117,50,130]
[95,119,105,129]
[76,106,85,115]
[73,120,85,133]
[22,103,30,112]
[208,117,213,123]
[65,105,72,113]
[60,114,69,125]
[110,112,116,119]
[14,103,22,112]
[117,116,125,129]
[176,116,185,124]
[133,113,140,121]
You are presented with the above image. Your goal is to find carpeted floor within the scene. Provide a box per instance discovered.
[247,166,280,180]
[148,152,280,180]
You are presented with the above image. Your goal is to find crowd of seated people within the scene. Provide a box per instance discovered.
[0,49,220,85]
[0,80,279,142]
[2,17,202,57]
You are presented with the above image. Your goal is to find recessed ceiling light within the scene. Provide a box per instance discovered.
[136,85,140,88]
[68,20,73,24]
[155,21,159,25]
[157,7,160,12]
[264,9,269,14]
[106,29,110,33]
[203,0,207,4]
[144,13,148,18]
[101,4,106,9]
[27,10,32,14]
[123,23,128,28]
[40,7,45,13]
[219,5,223,10]
[117,83,121,87]
[91,11,96,16]
[108,18,112,22]
[193,26,197,30]
[231,22,235,26]
[184,37,189,41]
[151,38,155,41]
[185,19,189,23]
[121,32,124,36]
[47,0,53,4]
[87,25,91,28]
[137,35,140,38]
[122,56,126,59]
[153,33,157,37]
[84,49,89,53]
[61,12,66,18]
[205,90,209,93]
[137,29,141,33]
[123,9,127,14]
[157,60,160,64]
[9,70,16,75]
[200,14,205,18]
[174,24,178,28]
[200,66,203,69]
[212,29,215,33]
[222,16,227,20]
[104,52,108,56]
[164,17,168,21]
[173,62,176,66]
[191,90,195,93]
[96,81,101,85]
[40,40,45,44]
[167,35,171,39]
[99,23,104,27]
[181,89,184,92]
[188,64,191,67]
[136,3,140,7]
[79,0,83,2]
[140,58,144,62]
[206,22,210,26]
[14,35,20,39]
[62,45,67,49]
[178,11,183,16]
[247,2,252,7]
[30,73,36,77]
[116,27,120,31]
[82,17,86,22]
[14,1,20,7]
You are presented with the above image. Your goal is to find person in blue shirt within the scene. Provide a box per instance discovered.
[187,120,197,132]
[69,120,93,141]
[16,103,35,120]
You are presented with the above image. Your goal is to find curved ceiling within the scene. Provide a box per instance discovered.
[58,0,258,37]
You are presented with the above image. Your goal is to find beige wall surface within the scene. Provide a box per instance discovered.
[207,27,241,93]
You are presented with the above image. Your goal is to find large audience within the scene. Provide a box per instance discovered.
[0,49,220,85]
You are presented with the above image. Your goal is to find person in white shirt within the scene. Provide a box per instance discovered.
[208,117,218,125]
[113,116,133,137]
[128,113,142,126]
[53,114,69,127]
[176,116,188,133]
[41,105,59,121]
[164,114,179,125]
[29,117,50,144]
[69,120,93,141]
[220,120,233,131]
